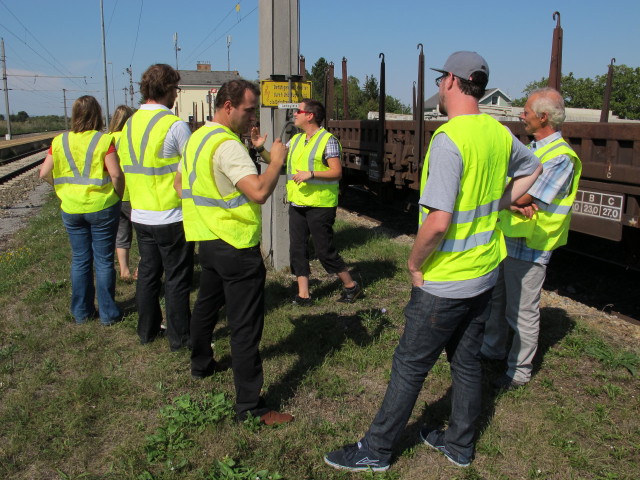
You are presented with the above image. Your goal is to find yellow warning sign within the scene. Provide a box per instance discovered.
[260,80,312,107]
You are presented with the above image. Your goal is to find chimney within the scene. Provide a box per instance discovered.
[197,61,211,71]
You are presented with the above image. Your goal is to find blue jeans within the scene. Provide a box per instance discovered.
[363,286,492,464]
[61,202,121,325]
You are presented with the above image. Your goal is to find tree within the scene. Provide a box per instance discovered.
[309,57,330,103]
[513,65,640,120]
[10,111,29,122]
[607,65,640,120]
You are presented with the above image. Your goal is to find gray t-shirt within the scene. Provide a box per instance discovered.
[419,125,540,298]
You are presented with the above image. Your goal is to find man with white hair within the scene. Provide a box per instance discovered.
[481,87,582,390]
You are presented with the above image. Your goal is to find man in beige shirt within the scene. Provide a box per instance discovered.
[175,79,292,425]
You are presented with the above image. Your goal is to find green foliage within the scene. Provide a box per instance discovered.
[144,392,233,467]
[309,57,330,102]
[205,456,282,480]
[242,412,262,433]
[513,65,640,119]
[10,111,29,122]
[0,114,67,135]
[585,341,638,376]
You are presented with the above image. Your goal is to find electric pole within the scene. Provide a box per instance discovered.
[126,66,135,106]
[227,35,232,71]
[62,88,69,130]
[1,37,12,140]
[174,32,181,70]
[258,0,300,269]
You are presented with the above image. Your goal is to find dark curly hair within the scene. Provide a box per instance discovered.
[140,64,180,102]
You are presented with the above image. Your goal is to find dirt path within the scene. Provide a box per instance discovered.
[0,170,52,252]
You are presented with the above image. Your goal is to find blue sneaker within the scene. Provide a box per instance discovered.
[420,428,471,467]
[324,441,390,472]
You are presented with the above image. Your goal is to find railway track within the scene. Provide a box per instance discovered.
[0,148,47,186]
[339,185,640,323]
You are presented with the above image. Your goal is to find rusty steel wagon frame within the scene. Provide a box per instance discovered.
[325,11,640,243]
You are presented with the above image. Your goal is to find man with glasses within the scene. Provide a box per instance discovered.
[251,98,362,305]
[481,88,581,390]
[324,51,541,471]
[118,63,193,352]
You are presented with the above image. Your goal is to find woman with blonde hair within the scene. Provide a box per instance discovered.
[109,105,135,280]
[40,95,124,325]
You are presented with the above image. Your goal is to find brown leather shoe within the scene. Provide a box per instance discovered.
[259,410,294,426]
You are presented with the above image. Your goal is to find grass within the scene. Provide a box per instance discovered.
[0,193,639,479]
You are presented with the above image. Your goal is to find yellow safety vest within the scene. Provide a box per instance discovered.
[286,128,340,207]
[51,131,119,214]
[109,131,129,202]
[118,108,182,211]
[419,115,511,281]
[499,137,582,251]
[181,124,261,248]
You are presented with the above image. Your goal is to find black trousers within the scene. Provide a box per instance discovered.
[289,205,347,277]
[133,221,194,351]
[190,239,267,418]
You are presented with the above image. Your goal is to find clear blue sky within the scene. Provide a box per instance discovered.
[1,0,638,116]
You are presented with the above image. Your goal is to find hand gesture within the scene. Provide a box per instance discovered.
[250,127,267,148]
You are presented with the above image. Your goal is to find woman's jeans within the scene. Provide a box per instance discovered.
[61,202,121,325]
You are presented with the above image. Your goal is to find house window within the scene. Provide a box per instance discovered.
[491,96,498,105]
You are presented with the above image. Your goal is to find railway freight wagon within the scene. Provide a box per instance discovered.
[327,119,640,244]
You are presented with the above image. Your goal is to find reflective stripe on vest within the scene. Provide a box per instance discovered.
[421,198,500,230]
[182,127,252,210]
[182,189,250,208]
[53,132,111,186]
[122,110,179,175]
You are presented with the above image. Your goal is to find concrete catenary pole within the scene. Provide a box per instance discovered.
[259,0,299,270]
[1,38,12,140]
[100,0,110,127]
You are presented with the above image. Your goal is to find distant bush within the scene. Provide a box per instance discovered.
[0,115,67,136]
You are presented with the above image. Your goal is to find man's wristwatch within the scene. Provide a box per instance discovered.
[256,145,265,153]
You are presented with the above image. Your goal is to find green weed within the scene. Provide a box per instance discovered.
[205,456,282,480]
[602,383,623,400]
[145,392,233,467]
[242,412,262,433]
[585,341,638,376]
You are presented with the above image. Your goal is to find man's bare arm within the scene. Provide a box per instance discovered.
[407,209,452,287]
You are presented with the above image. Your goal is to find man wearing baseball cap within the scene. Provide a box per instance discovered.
[324,51,541,471]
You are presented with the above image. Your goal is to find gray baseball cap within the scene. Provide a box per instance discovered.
[431,51,489,80]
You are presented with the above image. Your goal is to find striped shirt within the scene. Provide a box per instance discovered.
[505,131,575,264]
